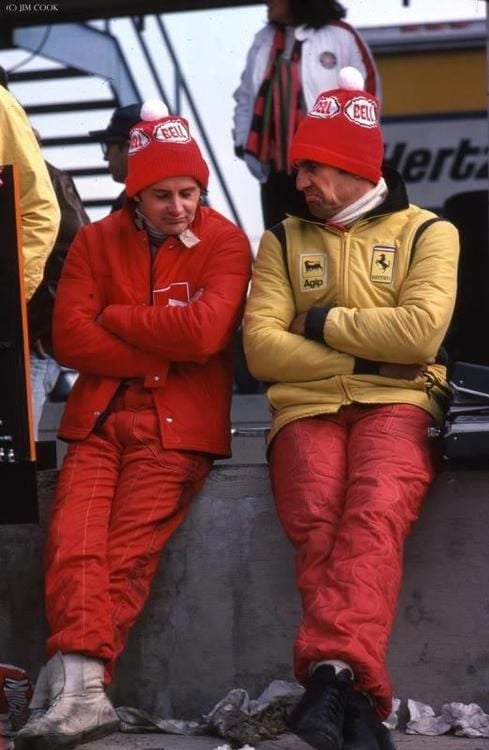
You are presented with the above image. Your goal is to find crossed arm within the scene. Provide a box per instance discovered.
[53,227,252,378]
[244,222,459,383]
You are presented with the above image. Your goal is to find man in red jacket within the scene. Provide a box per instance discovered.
[15,101,252,750]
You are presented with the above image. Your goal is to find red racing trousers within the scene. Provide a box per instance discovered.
[269,404,435,720]
[44,385,212,682]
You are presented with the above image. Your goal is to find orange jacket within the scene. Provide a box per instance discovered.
[53,205,252,457]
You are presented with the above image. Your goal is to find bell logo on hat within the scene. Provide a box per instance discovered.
[310,95,341,120]
[125,99,210,196]
[154,119,191,144]
[128,128,151,154]
[345,97,378,128]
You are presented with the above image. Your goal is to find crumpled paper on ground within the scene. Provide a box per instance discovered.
[383,698,401,730]
[117,679,304,745]
[118,685,489,742]
[117,679,398,747]
[407,698,489,738]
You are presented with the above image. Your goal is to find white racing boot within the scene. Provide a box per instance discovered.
[14,652,119,749]
[15,665,54,740]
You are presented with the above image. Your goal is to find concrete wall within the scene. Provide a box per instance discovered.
[1,464,489,721]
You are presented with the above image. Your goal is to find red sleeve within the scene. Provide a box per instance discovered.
[100,229,252,363]
[52,228,169,379]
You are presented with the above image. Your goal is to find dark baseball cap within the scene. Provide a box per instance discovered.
[88,103,142,141]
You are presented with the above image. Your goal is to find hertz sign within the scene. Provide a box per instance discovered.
[383,117,487,209]
[368,20,487,212]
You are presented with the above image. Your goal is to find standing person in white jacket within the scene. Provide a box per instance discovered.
[233,0,380,228]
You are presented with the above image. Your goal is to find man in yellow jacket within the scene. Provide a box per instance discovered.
[244,67,459,750]
[0,79,60,300]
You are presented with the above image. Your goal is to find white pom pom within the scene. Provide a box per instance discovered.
[338,66,364,91]
[140,99,169,121]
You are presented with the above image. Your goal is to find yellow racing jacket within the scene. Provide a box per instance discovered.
[0,86,60,299]
[244,170,460,443]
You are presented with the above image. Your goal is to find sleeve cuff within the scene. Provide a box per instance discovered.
[353,358,380,375]
[304,306,331,342]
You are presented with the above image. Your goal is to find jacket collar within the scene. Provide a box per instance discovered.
[122,201,203,248]
[363,165,409,219]
[294,25,318,42]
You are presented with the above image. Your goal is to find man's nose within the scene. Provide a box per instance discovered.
[296,169,309,191]
[168,196,183,214]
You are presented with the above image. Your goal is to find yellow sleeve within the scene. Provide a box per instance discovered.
[244,229,356,382]
[324,220,460,364]
[0,88,61,299]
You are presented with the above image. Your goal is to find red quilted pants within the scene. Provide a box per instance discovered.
[269,403,434,719]
[44,385,211,681]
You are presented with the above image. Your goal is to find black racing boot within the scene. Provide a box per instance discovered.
[342,691,379,750]
[288,665,353,750]
[343,691,397,750]
[376,721,397,750]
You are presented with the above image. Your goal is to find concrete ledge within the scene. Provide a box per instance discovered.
[1,465,488,721]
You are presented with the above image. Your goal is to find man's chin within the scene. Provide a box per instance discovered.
[160,220,188,233]
[305,200,325,220]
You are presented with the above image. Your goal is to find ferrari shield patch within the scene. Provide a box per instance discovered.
[370,245,396,284]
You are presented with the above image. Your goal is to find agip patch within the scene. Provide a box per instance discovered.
[370,245,396,284]
[300,253,327,292]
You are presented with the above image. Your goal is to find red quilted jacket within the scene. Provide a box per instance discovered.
[52,205,252,457]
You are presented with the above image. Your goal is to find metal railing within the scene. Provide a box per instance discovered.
[129,15,242,228]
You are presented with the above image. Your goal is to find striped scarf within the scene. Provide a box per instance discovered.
[245,27,304,174]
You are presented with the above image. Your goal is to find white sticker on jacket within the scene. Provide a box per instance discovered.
[300,254,327,292]
[153,281,191,307]
[370,246,396,284]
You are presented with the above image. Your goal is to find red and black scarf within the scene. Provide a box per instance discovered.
[245,27,305,174]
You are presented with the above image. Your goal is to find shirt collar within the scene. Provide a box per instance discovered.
[294,25,314,42]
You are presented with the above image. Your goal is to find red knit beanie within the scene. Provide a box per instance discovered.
[126,100,209,196]
[289,67,383,183]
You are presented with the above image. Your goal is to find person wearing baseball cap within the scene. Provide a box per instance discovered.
[89,102,142,142]
[89,103,142,210]
[15,102,252,750]
[244,67,459,749]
